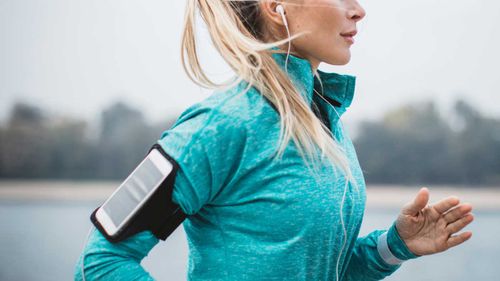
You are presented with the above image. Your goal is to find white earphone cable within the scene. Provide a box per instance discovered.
[276,5,354,281]
[80,225,95,281]
[276,5,291,74]
[313,87,359,281]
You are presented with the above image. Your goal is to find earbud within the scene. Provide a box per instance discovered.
[275,5,287,26]
[275,4,285,15]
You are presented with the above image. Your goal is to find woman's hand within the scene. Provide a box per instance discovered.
[395,187,474,256]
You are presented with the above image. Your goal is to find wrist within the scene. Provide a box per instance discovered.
[386,221,421,260]
[377,229,404,265]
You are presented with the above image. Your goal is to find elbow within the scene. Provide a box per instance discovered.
[74,251,132,281]
[74,228,158,280]
[74,251,108,281]
[74,252,91,281]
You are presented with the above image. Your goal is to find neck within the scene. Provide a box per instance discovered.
[300,55,319,75]
[278,46,320,73]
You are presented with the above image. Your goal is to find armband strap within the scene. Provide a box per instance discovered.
[90,143,187,243]
[377,230,404,265]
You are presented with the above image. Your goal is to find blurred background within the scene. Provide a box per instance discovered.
[0,0,499,280]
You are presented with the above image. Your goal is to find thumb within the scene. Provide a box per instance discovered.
[401,187,430,216]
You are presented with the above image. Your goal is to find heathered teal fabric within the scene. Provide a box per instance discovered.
[74,50,420,281]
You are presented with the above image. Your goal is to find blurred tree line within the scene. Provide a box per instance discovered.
[0,102,176,180]
[354,99,500,186]
[0,99,499,185]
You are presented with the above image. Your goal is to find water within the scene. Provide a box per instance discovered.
[0,201,498,280]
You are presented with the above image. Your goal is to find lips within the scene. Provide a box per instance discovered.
[340,30,356,44]
[340,30,357,37]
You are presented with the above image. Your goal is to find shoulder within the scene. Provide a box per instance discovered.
[158,81,269,160]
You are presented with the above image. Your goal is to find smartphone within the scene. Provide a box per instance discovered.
[95,148,174,237]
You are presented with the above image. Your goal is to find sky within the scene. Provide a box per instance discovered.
[1,0,499,132]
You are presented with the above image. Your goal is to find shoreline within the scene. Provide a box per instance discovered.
[0,180,499,210]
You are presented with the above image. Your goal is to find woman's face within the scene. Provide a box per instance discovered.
[262,0,366,70]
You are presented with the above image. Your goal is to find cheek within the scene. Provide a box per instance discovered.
[311,8,343,37]
[290,14,316,40]
[290,7,344,46]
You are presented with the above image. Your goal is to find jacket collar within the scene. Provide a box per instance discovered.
[270,48,356,122]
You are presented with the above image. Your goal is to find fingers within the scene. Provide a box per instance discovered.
[445,213,474,234]
[432,195,460,215]
[446,231,473,248]
[402,187,430,216]
[443,201,474,250]
[442,203,473,223]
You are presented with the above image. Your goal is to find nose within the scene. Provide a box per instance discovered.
[348,1,366,22]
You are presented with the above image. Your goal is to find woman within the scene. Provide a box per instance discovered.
[75,0,474,280]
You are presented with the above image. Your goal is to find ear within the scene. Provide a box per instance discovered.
[260,0,286,27]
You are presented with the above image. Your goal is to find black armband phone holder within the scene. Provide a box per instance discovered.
[90,143,187,243]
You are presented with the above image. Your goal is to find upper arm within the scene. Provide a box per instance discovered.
[157,105,247,215]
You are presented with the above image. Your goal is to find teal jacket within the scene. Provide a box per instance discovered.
[74,50,420,281]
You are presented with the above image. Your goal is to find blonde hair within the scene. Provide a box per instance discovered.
[181,1,359,278]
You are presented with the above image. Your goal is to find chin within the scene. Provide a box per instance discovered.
[325,53,351,65]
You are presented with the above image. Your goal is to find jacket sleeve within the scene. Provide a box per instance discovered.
[74,103,245,280]
[342,220,422,281]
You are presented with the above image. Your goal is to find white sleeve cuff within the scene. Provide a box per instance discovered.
[377,230,404,265]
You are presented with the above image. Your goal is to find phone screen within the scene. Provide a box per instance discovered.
[102,149,172,230]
